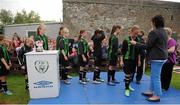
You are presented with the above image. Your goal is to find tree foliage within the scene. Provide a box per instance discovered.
[14,9,41,24]
[0,9,13,25]
[0,9,41,25]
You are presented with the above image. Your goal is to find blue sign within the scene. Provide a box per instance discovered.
[33,80,53,88]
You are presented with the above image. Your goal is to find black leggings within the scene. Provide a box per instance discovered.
[93,69,100,81]
[59,54,69,80]
[79,71,87,80]
[93,56,102,81]
[161,62,174,90]
[61,68,68,80]
[107,70,116,82]
[136,59,144,81]
[78,55,89,80]
[123,60,136,89]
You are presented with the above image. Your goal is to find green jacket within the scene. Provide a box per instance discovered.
[108,35,119,60]
[122,36,140,60]
[0,45,10,70]
[59,37,69,56]
[78,38,89,55]
[34,34,49,50]
[56,35,62,50]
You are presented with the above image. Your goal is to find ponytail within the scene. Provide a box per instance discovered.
[110,25,121,35]
[78,30,86,41]
[37,26,41,35]
[59,26,64,35]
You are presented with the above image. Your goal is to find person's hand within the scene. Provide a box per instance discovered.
[87,54,90,59]
[64,56,68,61]
[5,65,10,70]
[21,66,25,70]
[83,56,87,62]
[130,40,137,45]
[120,60,124,67]
[9,62,12,68]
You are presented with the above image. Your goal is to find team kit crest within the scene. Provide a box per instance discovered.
[34,60,49,73]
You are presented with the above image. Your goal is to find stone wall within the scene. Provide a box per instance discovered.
[63,0,180,42]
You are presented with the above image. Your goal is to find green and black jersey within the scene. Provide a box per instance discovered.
[56,35,62,50]
[121,36,140,60]
[108,34,119,60]
[0,45,10,70]
[59,37,69,56]
[34,34,49,50]
[78,38,89,55]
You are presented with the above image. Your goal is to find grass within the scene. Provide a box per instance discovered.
[0,68,179,104]
[145,68,180,90]
[0,73,30,104]
[170,72,180,90]
[0,71,78,104]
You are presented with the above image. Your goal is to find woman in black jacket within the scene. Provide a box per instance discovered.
[91,29,105,84]
[131,15,168,102]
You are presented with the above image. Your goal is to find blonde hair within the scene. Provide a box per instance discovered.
[25,38,34,45]
[0,40,11,49]
[131,25,140,32]
[164,27,172,37]
[37,23,46,35]
[62,27,69,36]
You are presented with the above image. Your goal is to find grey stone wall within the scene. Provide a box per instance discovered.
[63,0,180,42]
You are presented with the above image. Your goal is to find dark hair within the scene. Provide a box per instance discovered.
[37,26,41,35]
[12,33,21,48]
[12,33,21,41]
[94,29,100,36]
[140,31,145,36]
[59,26,64,35]
[110,25,121,35]
[152,15,165,28]
[94,29,104,36]
[80,30,85,35]
[78,30,86,41]
[0,35,4,41]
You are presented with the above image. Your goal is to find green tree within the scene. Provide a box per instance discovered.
[0,9,13,25]
[14,9,41,24]
[27,11,41,23]
[14,12,25,24]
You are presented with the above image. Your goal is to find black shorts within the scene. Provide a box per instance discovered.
[109,56,118,66]
[94,56,102,67]
[0,66,9,76]
[123,60,136,75]
[78,54,89,67]
[59,54,69,67]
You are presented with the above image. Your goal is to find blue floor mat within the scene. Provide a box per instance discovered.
[29,72,180,104]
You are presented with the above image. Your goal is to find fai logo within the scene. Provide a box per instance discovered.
[34,80,53,88]
[34,60,49,73]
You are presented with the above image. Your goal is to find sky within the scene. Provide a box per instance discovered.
[160,0,180,2]
[0,0,63,22]
[0,0,179,22]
